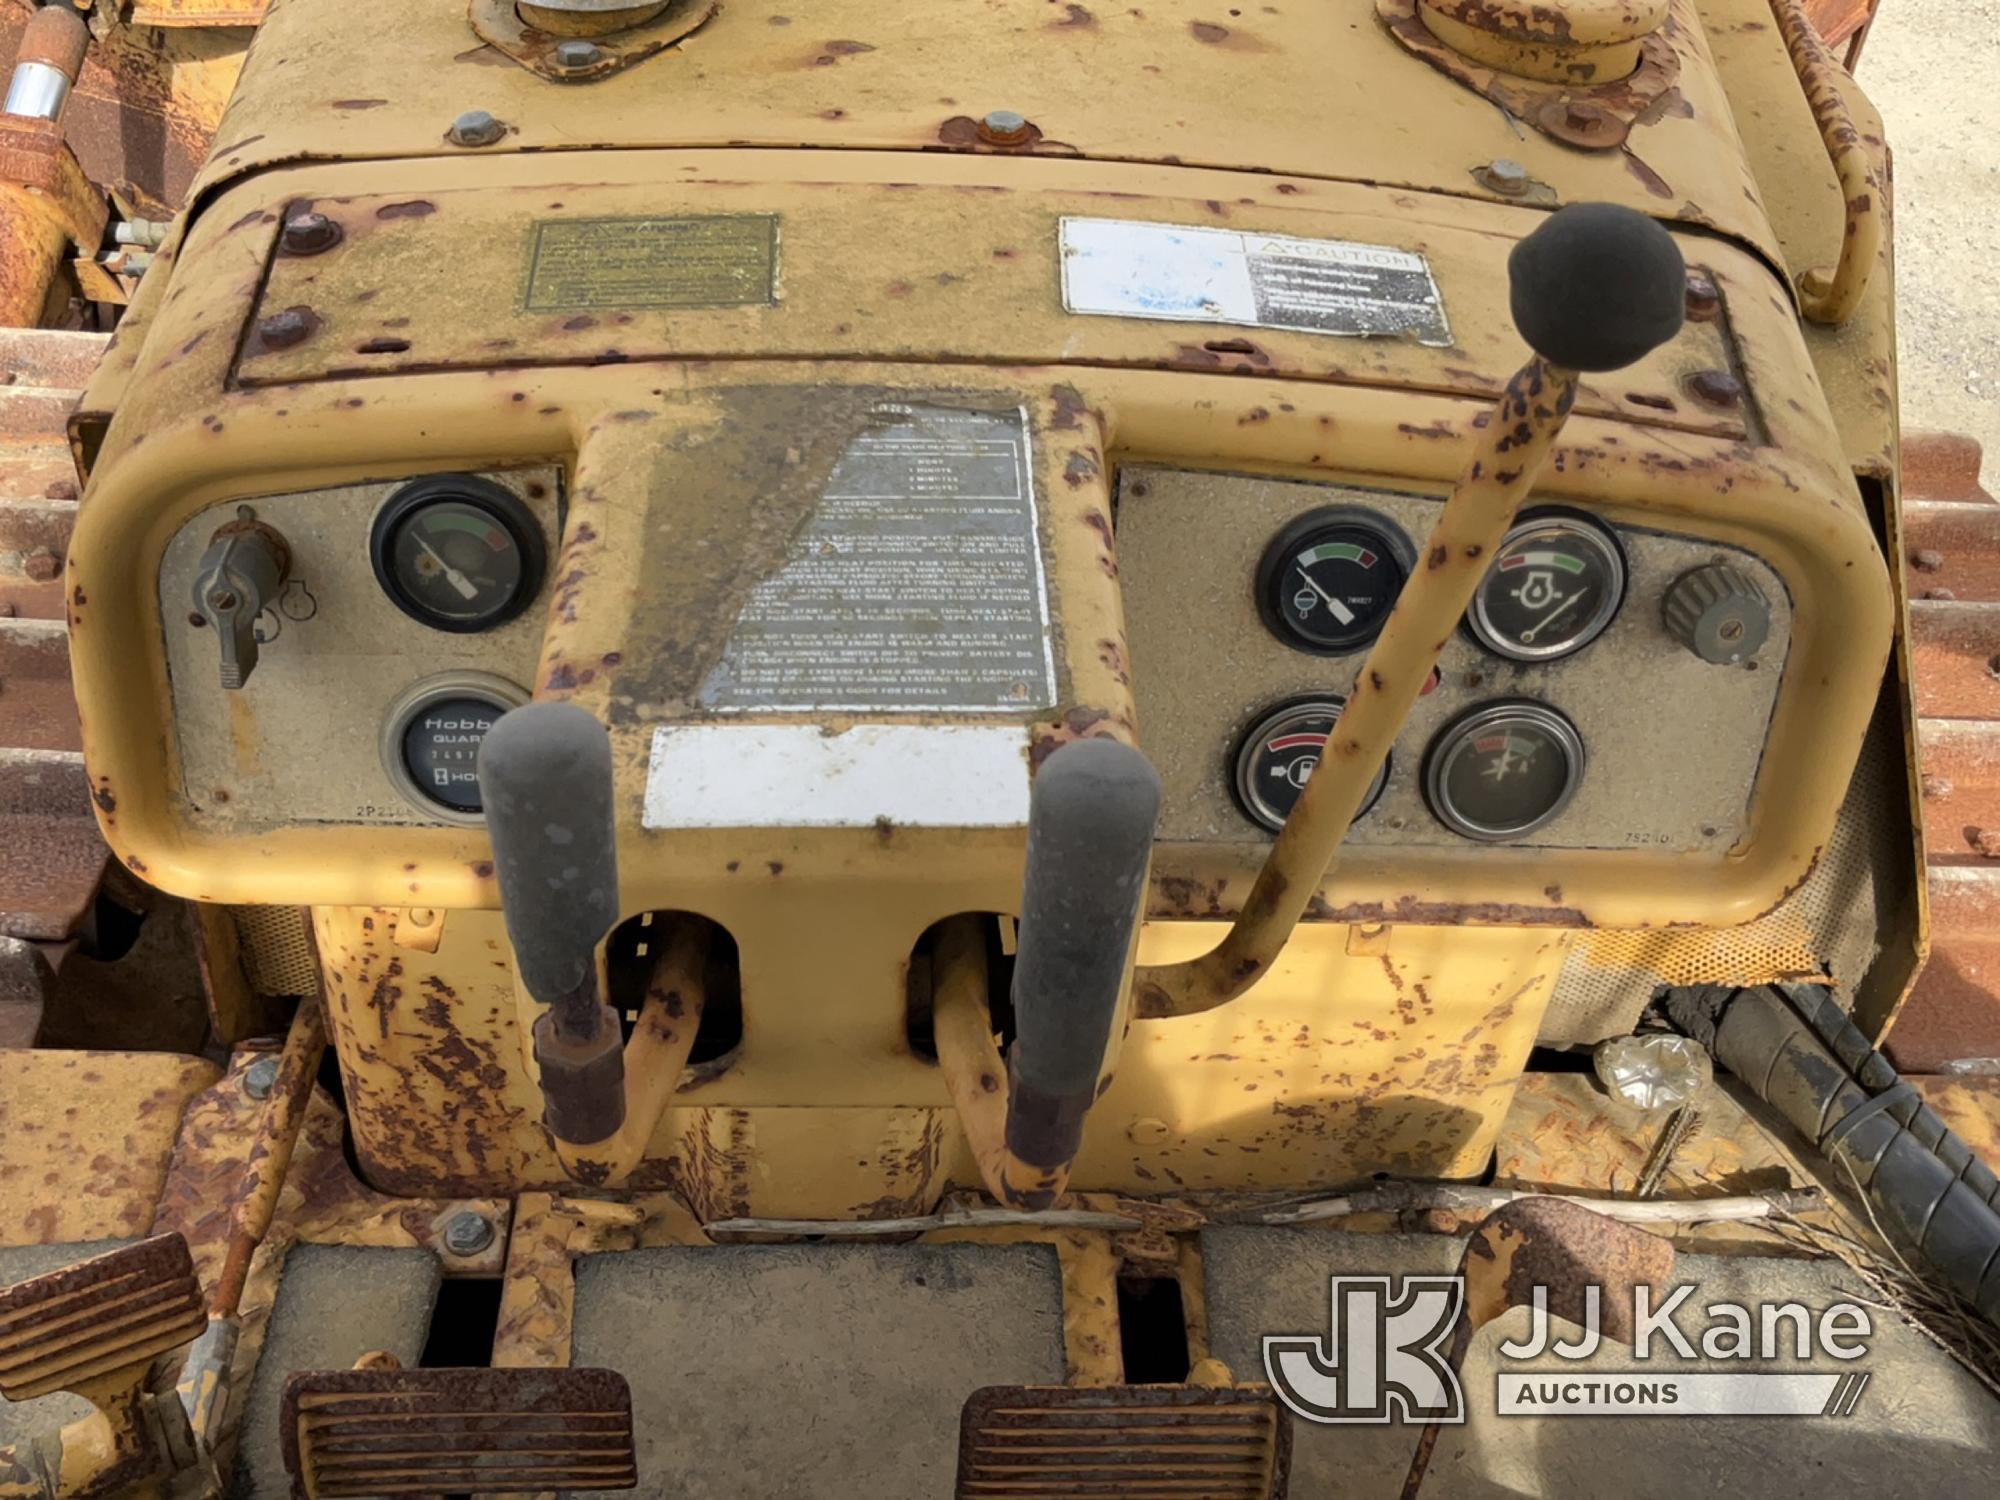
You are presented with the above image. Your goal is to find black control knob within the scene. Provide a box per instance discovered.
[1663,562,1771,665]
[1508,203,1688,371]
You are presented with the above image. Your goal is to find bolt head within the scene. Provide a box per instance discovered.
[279,211,340,257]
[1685,369,1743,408]
[442,1211,496,1257]
[1684,272,1721,321]
[554,39,604,70]
[257,308,314,349]
[448,109,505,148]
[244,1055,281,1100]
[21,547,60,582]
[976,109,1034,146]
[1486,158,1529,194]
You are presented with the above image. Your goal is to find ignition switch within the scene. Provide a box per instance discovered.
[191,507,293,689]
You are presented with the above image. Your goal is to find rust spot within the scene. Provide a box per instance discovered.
[91,784,116,814]
[356,337,411,355]
[1191,20,1230,40]
[332,98,389,110]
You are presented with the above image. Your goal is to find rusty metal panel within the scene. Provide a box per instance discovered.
[0,621,80,753]
[0,750,106,942]
[956,1385,1290,1500]
[129,0,271,25]
[280,1366,638,1496]
[0,1232,205,1400]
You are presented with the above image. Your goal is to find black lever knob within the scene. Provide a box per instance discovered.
[1006,737,1163,1175]
[1507,202,1688,371]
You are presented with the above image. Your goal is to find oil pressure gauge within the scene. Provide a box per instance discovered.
[370,475,547,633]
[1423,700,1584,842]
[1233,696,1389,834]
[1467,510,1626,662]
[1256,508,1413,655]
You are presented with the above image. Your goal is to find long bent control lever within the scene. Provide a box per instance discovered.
[1135,201,1691,1020]
[936,737,1163,1209]
[478,702,626,1147]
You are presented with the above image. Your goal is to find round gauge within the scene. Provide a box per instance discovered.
[1233,697,1390,834]
[1423,699,1585,842]
[379,672,530,824]
[370,475,547,633]
[1256,508,1413,655]
[1467,510,1626,662]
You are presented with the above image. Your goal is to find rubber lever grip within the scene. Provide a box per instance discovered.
[477,703,621,1016]
[1507,202,1688,372]
[1006,737,1163,1168]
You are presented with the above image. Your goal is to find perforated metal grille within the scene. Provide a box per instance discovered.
[229,905,319,997]
[1542,696,1910,1043]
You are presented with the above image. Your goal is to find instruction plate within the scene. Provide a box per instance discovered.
[521,215,778,312]
[1059,217,1451,346]
[699,403,1058,712]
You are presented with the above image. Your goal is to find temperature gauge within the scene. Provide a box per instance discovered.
[1233,696,1390,834]
[1423,699,1584,841]
[1256,508,1413,655]
[1467,510,1626,662]
[370,475,547,633]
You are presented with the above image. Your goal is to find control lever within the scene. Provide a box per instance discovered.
[935,737,1162,1209]
[190,507,291,690]
[1134,201,1690,1020]
[477,702,626,1147]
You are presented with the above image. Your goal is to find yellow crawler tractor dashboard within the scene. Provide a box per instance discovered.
[8,0,1992,1495]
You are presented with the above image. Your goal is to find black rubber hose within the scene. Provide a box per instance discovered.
[1693,984,2000,1324]
[1005,737,1163,1170]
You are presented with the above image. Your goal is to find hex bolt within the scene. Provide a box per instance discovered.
[243,1055,281,1100]
[1684,273,1721,322]
[1684,369,1744,409]
[447,109,506,148]
[256,308,316,350]
[278,211,341,257]
[976,109,1033,146]
[21,547,60,582]
[553,39,604,71]
[1485,158,1530,196]
[443,1211,496,1257]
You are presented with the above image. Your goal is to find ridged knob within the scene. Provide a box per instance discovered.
[1663,563,1770,665]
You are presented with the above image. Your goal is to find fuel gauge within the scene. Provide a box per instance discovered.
[1233,696,1390,834]
[1467,510,1625,662]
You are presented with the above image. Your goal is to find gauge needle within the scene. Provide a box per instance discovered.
[1295,566,1357,626]
[1520,587,1589,644]
[416,536,480,601]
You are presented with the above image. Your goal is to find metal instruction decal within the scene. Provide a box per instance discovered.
[521,214,779,312]
[1059,216,1451,346]
[699,402,1058,713]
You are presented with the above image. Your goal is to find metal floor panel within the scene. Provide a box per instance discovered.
[1201,1227,2000,1499]
[230,1243,441,1499]
[570,1242,1067,1500]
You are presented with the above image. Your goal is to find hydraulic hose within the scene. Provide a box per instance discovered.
[1667,983,2000,1324]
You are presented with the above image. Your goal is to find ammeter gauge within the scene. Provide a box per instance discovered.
[1466,510,1626,662]
[370,475,546,632]
[380,672,529,824]
[1233,697,1389,834]
[1255,508,1413,655]
[1422,699,1584,841]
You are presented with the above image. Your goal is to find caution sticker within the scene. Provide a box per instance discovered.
[521,214,778,312]
[1059,217,1451,346]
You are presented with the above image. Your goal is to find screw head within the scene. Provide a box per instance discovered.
[553,39,604,70]
[447,109,505,148]
[976,109,1033,146]
[442,1211,496,1257]
[244,1055,281,1100]
[279,211,341,257]
[256,308,316,349]
[1485,158,1530,195]
[1684,273,1721,321]
[1684,369,1744,409]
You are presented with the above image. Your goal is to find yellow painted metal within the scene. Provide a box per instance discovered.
[1417,0,1666,83]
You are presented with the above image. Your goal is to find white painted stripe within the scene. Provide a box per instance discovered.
[643,723,1032,829]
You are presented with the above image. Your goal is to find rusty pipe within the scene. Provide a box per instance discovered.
[3,5,88,123]
[1135,203,1690,1020]
[551,916,708,1186]
[212,998,328,1321]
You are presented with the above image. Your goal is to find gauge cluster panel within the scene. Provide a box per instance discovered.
[157,469,558,829]
[1118,467,1792,854]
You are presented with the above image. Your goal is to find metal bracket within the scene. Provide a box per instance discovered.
[466,0,719,84]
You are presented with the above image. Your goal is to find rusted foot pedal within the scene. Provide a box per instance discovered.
[957,1384,1291,1499]
[0,1233,206,1403]
[279,1366,637,1496]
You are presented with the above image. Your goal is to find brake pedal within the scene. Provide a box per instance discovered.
[279,1366,637,1496]
[957,1384,1291,1499]
[0,1233,207,1403]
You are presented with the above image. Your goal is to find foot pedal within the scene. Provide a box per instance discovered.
[279,1366,637,1496]
[957,1385,1291,1499]
[0,1233,206,1401]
